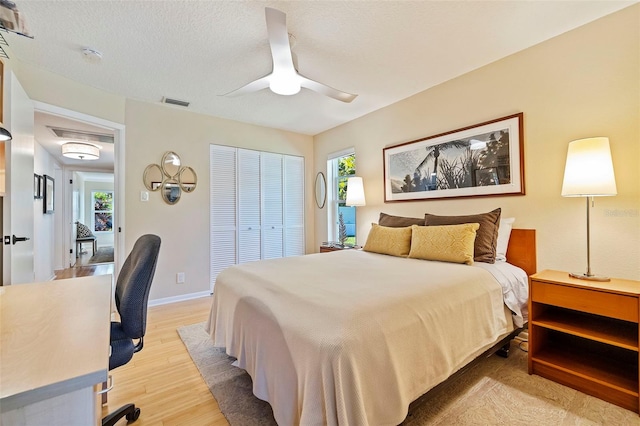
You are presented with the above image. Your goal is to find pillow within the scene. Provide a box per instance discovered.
[408,224,480,265]
[363,223,412,257]
[496,217,515,262]
[378,212,425,228]
[424,208,501,263]
[76,221,94,238]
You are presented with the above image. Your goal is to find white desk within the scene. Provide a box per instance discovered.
[0,275,112,425]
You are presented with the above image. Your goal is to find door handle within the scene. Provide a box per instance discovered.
[12,235,30,245]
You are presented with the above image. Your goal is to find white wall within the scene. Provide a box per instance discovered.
[33,141,60,280]
[314,5,640,280]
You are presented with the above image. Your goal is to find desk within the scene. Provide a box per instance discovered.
[0,275,112,425]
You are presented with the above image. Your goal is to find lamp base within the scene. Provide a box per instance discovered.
[569,272,610,282]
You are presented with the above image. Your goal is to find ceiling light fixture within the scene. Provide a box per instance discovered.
[62,142,100,160]
[0,127,13,141]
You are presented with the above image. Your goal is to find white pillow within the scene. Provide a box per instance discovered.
[495,217,515,262]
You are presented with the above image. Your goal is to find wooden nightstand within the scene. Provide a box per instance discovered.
[529,270,640,413]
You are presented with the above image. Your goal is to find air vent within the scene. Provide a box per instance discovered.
[162,97,190,108]
[47,126,114,144]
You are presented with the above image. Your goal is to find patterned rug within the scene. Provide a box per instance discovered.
[177,322,637,425]
[88,246,114,264]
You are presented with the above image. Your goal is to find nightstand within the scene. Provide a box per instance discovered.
[319,245,360,253]
[529,270,640,413]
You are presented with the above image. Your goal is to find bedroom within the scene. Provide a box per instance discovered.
[1,1,639,425]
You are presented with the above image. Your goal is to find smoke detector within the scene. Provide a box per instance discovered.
[82,48,103,63]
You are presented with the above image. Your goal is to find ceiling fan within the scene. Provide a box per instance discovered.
[223,7,357,103]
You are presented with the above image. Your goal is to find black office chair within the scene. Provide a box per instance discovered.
[102,234,161,426]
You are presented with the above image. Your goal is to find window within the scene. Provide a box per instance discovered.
[92,191,113,233]
[327,150,357,245]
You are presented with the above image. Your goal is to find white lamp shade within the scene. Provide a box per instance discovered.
[561,137,617,197]
[346,177,366,206]
[62,142,100,160]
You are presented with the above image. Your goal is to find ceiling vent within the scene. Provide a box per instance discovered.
[162,97,190,108]
[47,126,114,144]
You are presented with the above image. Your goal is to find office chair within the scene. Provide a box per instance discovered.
[102,234,161,426]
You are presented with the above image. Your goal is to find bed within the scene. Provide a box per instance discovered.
[206,227,536,425]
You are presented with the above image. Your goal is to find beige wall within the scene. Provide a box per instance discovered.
[314,5,640,280]
[12,62,125,125]
[11,62,315,301]
[125,100,314,301]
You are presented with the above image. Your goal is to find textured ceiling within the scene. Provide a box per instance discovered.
[6,1,636,136]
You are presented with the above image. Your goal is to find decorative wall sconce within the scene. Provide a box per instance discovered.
[143,151,197,205]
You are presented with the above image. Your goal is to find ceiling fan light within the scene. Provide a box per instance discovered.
[62,142,100,160]
[269,73,301,96]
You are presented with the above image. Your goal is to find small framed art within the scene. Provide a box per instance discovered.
[43,174,55,213]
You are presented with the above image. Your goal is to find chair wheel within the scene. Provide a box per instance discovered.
[126,407,140,422]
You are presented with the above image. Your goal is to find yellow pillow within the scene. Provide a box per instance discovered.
[408,223,480,265]
[363,223,412,257]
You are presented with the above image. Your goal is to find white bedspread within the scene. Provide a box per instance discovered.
[206,250,515,425]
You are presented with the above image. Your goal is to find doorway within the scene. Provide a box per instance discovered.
[33,101,125,277]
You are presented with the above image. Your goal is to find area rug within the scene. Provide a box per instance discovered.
[88,246,114,264]
[177,322,637,425]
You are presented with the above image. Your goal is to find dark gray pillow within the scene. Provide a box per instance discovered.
[424,208,501,263]
[379,212,425,228]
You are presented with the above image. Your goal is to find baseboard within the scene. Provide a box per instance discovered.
[148,290,211,307]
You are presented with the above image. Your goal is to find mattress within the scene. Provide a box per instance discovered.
[206,250,526,425]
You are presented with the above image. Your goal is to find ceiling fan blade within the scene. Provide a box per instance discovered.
[221,74,271,97]
[265,7,296,74]
[299,75,358,103]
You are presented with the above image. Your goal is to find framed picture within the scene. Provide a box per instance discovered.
[43,174,55,214]
[383,113,524,202]
[33,174,42,199]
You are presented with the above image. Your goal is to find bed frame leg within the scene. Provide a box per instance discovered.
[496,341,510,358]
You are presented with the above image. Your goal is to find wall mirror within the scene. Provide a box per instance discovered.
[144,151,197,205]
[179,166,197,193]
[315,172,326,209]
[161,179,181,204]
[143,164,164,191]
[161,151,181,178]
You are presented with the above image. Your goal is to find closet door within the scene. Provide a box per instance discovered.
[210,145,237,290]
[261,152,284,259]
[283,155,305,256]
[237,149,261,264]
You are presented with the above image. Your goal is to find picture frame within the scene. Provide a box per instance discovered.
[43,174,55,214]
[383,113,524,202]
[33,174,42,199]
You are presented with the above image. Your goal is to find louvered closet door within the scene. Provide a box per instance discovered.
[284,155,305,256]
[210,145,237,290]
[261,152,284,259]
[238,149,261,264]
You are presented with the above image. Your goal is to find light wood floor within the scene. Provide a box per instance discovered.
[104,296,228,425]
[54,252,114,280]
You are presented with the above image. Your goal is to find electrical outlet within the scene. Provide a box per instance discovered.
[140,191,149,202]
[176,272,185,284]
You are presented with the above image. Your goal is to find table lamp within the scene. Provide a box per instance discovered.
[561,137,617,281]
[345,177,366,207]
